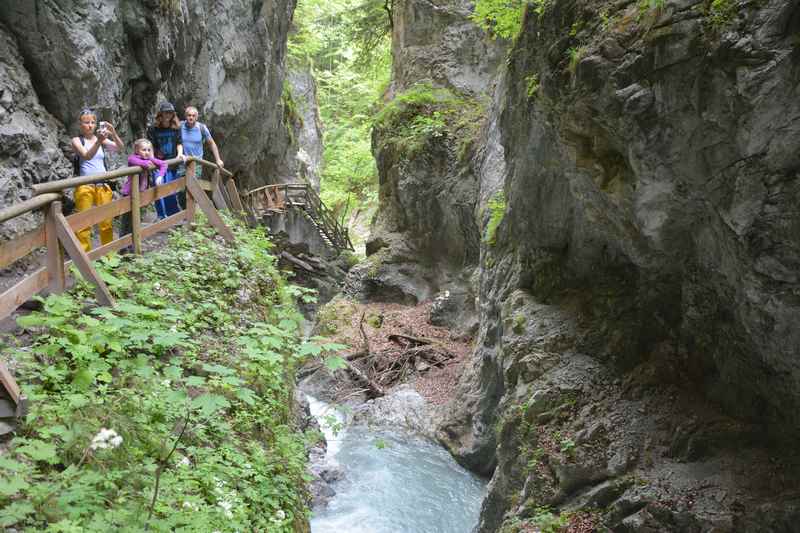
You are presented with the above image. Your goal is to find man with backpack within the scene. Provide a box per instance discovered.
[70,108,124,251]
[181,106,224,179]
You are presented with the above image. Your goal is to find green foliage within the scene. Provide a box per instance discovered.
[471,0,553,40]
[0,220,333,531]
[289,0,392,226]
[483,191,507,247]
[566,46,586,75]
[638,0,665,13]
[532,507,570,533]
[525,73,540,99]
[709,0,737,28]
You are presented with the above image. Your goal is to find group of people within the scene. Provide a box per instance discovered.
[70,102,225,252]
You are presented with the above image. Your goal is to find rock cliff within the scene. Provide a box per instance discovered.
[0,0,297,237]
[371,0,800,530]
[359,0,504,314]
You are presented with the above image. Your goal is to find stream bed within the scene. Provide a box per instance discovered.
[307,396,487,533]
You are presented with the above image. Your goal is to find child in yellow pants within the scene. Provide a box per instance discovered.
[74,183,114,252]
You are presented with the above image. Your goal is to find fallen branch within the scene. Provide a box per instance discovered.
[280,251,315,272]
[388,333,433,347]
[343,359,385,398]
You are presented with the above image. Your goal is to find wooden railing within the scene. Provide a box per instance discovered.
[242,183,354,250]
[0,156,243,414]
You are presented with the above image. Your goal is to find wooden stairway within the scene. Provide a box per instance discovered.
[241,183,354,251]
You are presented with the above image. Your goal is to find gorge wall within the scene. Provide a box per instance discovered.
[0,0,300,241]
[368,0,800,531]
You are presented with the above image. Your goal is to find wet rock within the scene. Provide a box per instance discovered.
[351,385,436,439]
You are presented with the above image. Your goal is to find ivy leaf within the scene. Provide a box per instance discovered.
[324,356,348,372]
[191,393,230,417]
[16,439,59,464]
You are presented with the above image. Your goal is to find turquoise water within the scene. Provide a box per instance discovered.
[308,399,486,533]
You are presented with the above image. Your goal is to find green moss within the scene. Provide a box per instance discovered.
[373,83,485,159]
[525,73,540,99]
[315,296,359,336]
[709,0,737,28]
[483,191,507,247]
[512,313,527,334]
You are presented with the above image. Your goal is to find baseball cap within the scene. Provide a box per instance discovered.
[158,101,176,113]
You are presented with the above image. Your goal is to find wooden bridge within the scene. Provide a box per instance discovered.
[0,157,350,424]
[242,183,354,251]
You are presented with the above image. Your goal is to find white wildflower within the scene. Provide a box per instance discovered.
[275,510,286,521]
[218,499,233,518]
[161,379,171,387]
[178,456,191,467]
[90,428,123,450]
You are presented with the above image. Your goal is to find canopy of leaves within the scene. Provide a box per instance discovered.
[289,0,393,246]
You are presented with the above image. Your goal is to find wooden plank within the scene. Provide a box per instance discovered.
[0,225,45,269]
[198,179,212,191]
[0,193,61,224]
[225,178,245,215]
[66,196,131,232]
[0,362,21,405]
[131,174,142,255]
[185,177,235,243]
[87,235,133,261]
[140,177,185,207]
[141,211,186,239]
[211,169,227,210]
[55,212,115,308]
[46,203,65,293]
[0,268,48,321]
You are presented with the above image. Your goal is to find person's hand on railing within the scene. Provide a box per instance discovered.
[215,158,224,168]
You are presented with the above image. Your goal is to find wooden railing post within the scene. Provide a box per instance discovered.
[131,173,143,255]
[46,202,65,293]
[186,159,197,228]
[54,211,115,307]
[185,175,235,243]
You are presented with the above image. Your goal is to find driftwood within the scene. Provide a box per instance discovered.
[343,359,386,398]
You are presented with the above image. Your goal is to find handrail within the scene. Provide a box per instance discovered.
[0,193,63,224]
[31,157,230,196]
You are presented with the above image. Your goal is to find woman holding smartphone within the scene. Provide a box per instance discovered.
[71,108,124,251]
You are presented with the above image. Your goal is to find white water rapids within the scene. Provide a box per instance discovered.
[306,395,486,533]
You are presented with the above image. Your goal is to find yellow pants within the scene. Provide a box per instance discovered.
[75,184,114,252]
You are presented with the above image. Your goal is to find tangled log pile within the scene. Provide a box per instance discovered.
[339,314,456,398]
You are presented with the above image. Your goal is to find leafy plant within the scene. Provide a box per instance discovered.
[1,218,335,531]
[483,190,507,246]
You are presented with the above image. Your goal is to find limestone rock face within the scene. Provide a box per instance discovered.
[286,69,324,190]
[364,0,505,305]
[434,0,800,530]
[0,0,296,219]
[0,28,71,240]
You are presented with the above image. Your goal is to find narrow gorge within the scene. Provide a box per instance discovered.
[1,0,799,532]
